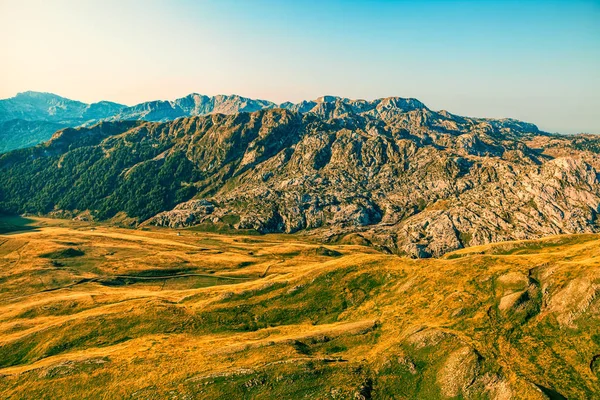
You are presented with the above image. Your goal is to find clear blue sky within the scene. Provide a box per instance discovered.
[1,0,598,133]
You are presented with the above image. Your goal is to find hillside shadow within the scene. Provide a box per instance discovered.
[534,384,567,400]
[0,215,40,235]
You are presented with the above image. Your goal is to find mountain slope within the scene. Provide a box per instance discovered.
[0,119,67,153]
[1,97,599,256]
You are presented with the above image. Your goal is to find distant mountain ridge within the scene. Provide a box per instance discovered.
[0,91,542,153]
[0,91,126,153]
[0,91,279,152]
[110,93,276,122]
[0,91,125,124]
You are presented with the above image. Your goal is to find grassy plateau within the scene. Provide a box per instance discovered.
[0,216,598,399]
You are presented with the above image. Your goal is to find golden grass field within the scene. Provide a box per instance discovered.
[0,216,599,399]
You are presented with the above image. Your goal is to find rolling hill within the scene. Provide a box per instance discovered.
[0,216,598,398]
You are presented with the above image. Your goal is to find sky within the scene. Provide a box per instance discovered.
[0,0,598,133]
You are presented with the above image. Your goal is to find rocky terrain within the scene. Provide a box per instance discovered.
[1,95,600,257]
[146,100,600,257]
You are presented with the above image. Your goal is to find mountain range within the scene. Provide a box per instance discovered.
[1,92,600,257]
[0,91,279,153]
[0,91,123,153]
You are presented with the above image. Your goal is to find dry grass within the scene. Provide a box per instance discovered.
[0,217,599,399]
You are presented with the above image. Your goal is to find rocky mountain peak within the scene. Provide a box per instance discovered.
[376,97,428,112]
[15,91,66,100]
[315,95,344,103]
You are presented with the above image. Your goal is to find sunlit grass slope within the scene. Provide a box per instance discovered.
[0,217,598,399]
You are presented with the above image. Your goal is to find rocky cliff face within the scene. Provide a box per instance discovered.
[1,95,599,257]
